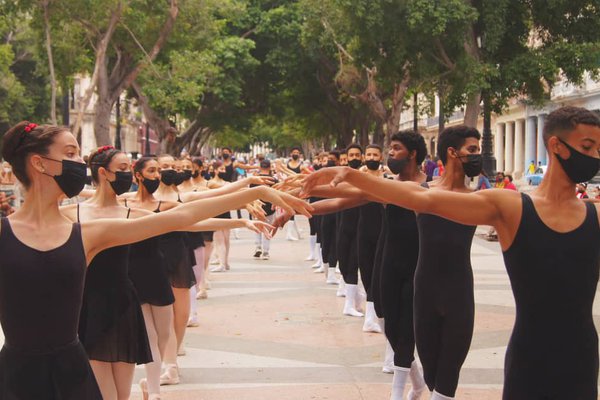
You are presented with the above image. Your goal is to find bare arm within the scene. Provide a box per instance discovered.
[310,197,368,215]
[81,186,312,262]
[181,176,272,202]
[304,167,517,227]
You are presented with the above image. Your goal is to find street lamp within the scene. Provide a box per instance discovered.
[477,35,496,177]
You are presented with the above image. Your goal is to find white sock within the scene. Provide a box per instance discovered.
[336,279,346,297]
[189,286,198,320]
[382,336,394,373]
[307,235,317,259]
[362,301,382,332]
[390,367,410,400]
[408,361,426,395]
[343,284,364,317]
[430,390,453,400]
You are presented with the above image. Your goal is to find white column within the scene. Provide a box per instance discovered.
[537,114,547,166]
[514,119,525,178]
[495,123,505,173]
[504,122,514,174]
[525,116,537,173]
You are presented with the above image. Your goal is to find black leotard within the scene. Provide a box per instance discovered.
[357,202,383,300]
[502,194,600,400]
[0,218,102,399]
[78,207,152,364]
[337,207,360,284]
[414,184,476,397]
[126,199,174,306]
[223,163,235,182]
[157,200,196,288]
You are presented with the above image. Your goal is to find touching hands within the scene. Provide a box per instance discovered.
[301,167,352,196]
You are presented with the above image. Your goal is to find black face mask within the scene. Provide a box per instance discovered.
[291,154,299,161]
[218,172,227,180]
[457,154,482,178]
[141,177,160,194]
[313,164,322,171]
[387,157,409,175]
[182,170,192,181]
[556,139,600,183]
[348,159,362,169]
[107,171,133,195]
[366,160,380,171]
[160,169,178,186]
[222,153,230,160]
[209,171,216,178]
[174,171,187,186]
[326,160,336,168]
[42,157,87,198]
[192,170,200,179]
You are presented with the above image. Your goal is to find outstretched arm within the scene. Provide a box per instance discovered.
[181,176,273,202]
[309,197,368,215]
[82,186,312,262]
[303,167,517,228]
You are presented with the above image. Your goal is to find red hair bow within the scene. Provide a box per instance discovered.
[97,145,114,154]
[23,123,37,133]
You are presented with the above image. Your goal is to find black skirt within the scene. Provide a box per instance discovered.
[79,284,152,364]
[0,339,102,399]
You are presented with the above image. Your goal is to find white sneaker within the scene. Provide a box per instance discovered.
[160,365,180,385]
[210,265,226,273]
[261,252,270,260]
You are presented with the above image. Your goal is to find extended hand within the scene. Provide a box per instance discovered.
[260,187,313,218]
[301,167,352,196]
[247,175,275,186]
[244,220,274,238]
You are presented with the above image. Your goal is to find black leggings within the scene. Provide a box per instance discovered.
[320,214,337,267]
[337,229,358,284]
[414,273,474,396]
[357,230,378,300]
[383,279,415,368]
[309,215,321,237]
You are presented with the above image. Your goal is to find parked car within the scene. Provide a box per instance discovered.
[525,165,547,186]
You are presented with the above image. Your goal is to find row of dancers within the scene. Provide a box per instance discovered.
[272,105,600,400]
[0,121,313,400]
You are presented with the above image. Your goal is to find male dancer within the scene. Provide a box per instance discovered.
[303,106,600,400]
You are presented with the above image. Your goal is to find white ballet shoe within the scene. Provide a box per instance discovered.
[314,262,327,273]
[196,289,207,299]
[326,267,339,285]
[209,258,220,265]
[177,346,186,356]
[305,255,316,261]
[355,287,366,314]
[343,284,364,317]
[160,364,180,385]
[209,265,226,273]
[187,317,199,327]
[312,260,322,269]
[362,302,382,333]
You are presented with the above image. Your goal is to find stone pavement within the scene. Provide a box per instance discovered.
[128,216,600,399]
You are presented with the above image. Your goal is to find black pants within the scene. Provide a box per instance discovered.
[320,214,338,267]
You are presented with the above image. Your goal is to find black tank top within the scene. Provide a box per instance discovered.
[0,218,86,351]
[415,183,476,283]
[287,162,301,174]
[503,194,600,364]
[223,163,235,182]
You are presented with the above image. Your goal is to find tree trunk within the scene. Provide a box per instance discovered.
[93,95,113,146]
[373,121,384,146]
[72,1,122,136]
[42,0,57,124]
[93,0,179,144]
[463,91,481,128]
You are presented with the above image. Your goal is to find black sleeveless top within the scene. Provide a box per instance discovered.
[502,194,600,398]
[0,218,86,351]
[287,162,302,174]
[223,163,235,182]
